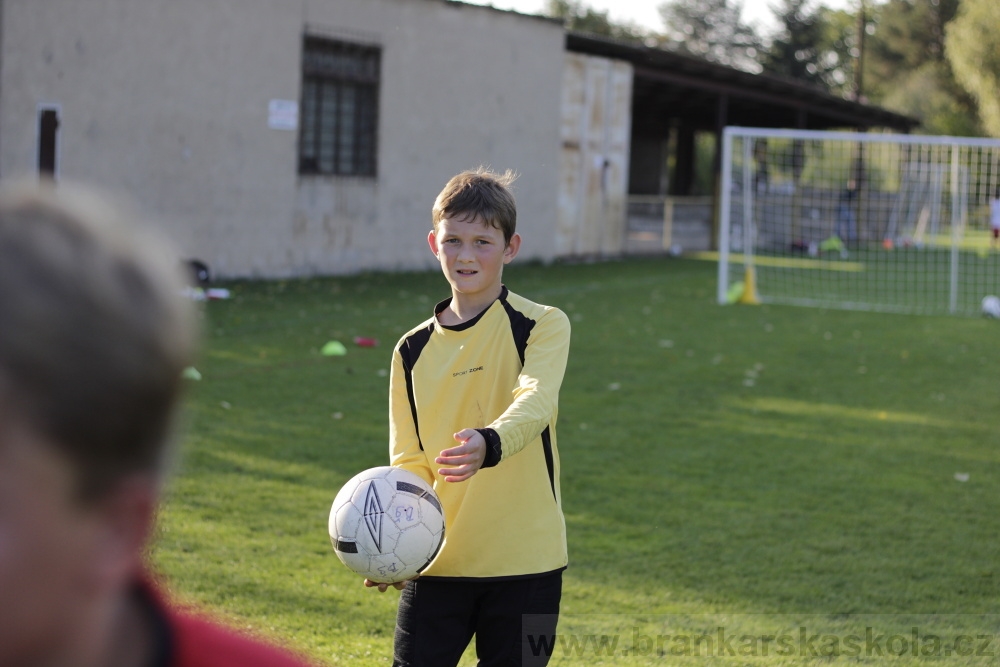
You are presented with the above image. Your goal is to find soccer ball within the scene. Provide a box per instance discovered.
[982,295,1000,318]
[329,466,445,584]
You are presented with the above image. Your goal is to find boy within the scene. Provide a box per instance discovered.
[371,169,571,667]
[0,181,315,667]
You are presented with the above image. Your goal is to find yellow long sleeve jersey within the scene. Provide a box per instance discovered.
[389,287,570,580]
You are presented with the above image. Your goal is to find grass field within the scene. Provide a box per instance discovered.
[153,257,1000,665]
[722,241,1000,316]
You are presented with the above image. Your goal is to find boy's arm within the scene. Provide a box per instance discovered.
[388,345,434,485]
[479,308,571,467]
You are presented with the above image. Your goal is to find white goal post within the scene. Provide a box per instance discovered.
[718,127,1000,316]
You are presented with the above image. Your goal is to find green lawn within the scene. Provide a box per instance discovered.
[745,244,1000,316]
[153,258,1000,665]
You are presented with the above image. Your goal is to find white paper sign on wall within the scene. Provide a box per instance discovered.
[268,99,298,131]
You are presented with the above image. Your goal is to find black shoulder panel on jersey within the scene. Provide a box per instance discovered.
[398,322,434,451]
[499,294,536,365]
[541,426,556,500]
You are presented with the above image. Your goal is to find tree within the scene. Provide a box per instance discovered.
[864,0,958,98]
[816,6,862,98]
[760,0,835,89]
[657,0,762,72]
[945,0,1000,137]
[544,0,647,44]
[862,0,980,135]
[882,62,982,136]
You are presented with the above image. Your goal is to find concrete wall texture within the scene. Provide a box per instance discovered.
[2,0,572,277]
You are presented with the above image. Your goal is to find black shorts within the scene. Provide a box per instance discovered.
[392,570,563,667]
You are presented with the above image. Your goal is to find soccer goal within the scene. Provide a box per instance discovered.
[718,127,1000,316]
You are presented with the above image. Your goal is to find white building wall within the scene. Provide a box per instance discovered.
[0,0,564,278]
[296,0,565,275]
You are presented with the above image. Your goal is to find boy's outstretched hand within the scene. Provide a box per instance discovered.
[436,429,485,482]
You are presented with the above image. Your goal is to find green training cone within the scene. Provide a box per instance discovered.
[321,341,348,356]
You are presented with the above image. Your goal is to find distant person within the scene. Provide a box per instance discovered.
[990,186,1000,250]
[754,138,769,193]
[368,168,571,666]
[836,178,858,243]
[0,181,316,667]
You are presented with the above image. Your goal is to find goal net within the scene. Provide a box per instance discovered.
[718,127,1000,316]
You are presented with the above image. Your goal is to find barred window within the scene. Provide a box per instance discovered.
[298,36,380,177]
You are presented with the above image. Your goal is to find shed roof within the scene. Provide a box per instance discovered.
[566,31,920,134]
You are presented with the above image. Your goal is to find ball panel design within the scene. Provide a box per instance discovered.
[328,466,445,583]
[392,523,436,567]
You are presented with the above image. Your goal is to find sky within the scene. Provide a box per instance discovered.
[464,0,856,33]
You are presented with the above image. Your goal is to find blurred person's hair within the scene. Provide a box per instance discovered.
[0,180,197,500]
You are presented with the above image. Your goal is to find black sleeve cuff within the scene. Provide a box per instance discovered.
[477,428,503,468]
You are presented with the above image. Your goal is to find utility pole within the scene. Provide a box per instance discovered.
[854,0,866,102]
[852,0,868,243]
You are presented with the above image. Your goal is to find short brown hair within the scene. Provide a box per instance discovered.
[432,168,518,244]
[0,181,196,500]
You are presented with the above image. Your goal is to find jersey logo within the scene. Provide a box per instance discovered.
[452,365,485,377]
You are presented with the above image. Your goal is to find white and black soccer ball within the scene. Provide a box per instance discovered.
[982,295,1000,318]
[329,466,445,583]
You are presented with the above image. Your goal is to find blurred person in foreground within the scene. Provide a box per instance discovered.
[0,180,315,667]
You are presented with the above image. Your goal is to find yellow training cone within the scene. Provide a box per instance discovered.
[739,265,761,305]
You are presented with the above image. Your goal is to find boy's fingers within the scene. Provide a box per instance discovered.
[364,578,409,591]
[436,452,472,465]
[437,445,467,458]
[437,446,482,461]
[438,465,472,482]
[439,438,483,459]
[364,579,406,592]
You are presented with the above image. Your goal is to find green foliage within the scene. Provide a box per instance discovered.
[760,0,836,89]
[544,0,648,44]
[865,0,957,80]
[882,61,983,137]
[553,0,986,133]
[760,138,896,191]
[817,7,861,97]
[657,0,762,72]
[863,0,980,134]
[945,0,1000,138]
[692,132,718,196]
[153,260,1000,665]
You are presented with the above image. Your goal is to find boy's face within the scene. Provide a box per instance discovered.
[428,215,520,302]
[0,423,124,665]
